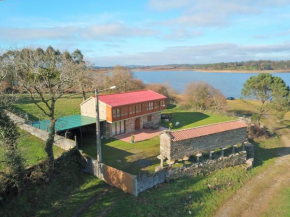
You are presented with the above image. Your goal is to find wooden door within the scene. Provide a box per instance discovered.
[135,118,140,130]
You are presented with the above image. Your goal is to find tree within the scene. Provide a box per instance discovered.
[242,73,289,121]
[146,82,177,103]
[0,59,24,193]
[110,66,144,92]
[183,82,227,112]
[9,47,79,171]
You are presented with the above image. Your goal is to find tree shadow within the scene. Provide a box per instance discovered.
[251,139,290,167]
[160,112,209,129]
[230,109,258,117]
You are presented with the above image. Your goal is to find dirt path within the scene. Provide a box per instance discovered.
[214,125,290,217]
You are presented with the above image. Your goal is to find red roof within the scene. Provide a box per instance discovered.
[97,90,167,107]
[170,120,247,142]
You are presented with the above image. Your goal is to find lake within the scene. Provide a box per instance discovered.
[133,71,290,98]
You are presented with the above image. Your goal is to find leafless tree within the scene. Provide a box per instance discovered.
[110,66,144,92]
[146,82,178,103]
[9,46,79,171]
[184,82,227,112]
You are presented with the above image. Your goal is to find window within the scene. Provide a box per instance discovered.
[129,106,135,115]
[154,101,160,109]
[112,120,125,136]
[113,108,120,118]
[121,107,128,117]
[148,102,153,111]
[136,104,141,113]
[148,114,152,122]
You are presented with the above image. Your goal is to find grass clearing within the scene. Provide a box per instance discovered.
[13,94,83,121]
[0,161,110,217]
[263,186,290,217]
[0,128,64,171]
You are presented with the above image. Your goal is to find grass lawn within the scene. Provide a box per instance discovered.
[0,128,65,171]
[13,94,83,121]
[0,161,114,217]
[80,104,235,174]
[2,98,289,217]
[263,186,290,217]
[160,104,235,130]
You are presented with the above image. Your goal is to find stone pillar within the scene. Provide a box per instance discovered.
[183,156,189,167]
[209,151,214,160]
[221,148,226,158]
[196,153,202,166]
[167,159,175,168]
[242,142,245,151]
[157,155,165,168]
[232,145,238,155]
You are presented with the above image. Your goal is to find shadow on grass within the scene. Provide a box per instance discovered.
[160,112,209,128]
[251,139,290,167]
[231,109,258,117]
[11,106,41,121]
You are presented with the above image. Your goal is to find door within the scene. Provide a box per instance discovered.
[135,117,140,130]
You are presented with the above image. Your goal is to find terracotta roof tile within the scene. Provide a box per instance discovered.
[170,120,247,142]
[97,90,166,107]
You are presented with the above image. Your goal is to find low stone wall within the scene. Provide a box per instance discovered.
[136,169,168,194]
[136,150,249,195]
[167,151,247,180]
[6,111,76,150]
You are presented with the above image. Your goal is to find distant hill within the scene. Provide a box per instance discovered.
[94,60,290,72]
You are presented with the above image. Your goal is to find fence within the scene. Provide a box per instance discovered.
[6,111,76,150]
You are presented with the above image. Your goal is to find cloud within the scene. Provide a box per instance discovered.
[151,0,287,27]
[0,23,159,41]
[80,23,158,39]
[93,42,290,66]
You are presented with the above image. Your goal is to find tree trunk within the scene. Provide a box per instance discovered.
[82,90,86,101]
[45,118,56,171]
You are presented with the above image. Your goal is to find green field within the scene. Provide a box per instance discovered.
[0,129,64,171]
[2,97,288,216]
[12,94,235,174]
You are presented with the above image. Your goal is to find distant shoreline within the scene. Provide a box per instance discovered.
[133,68,290,73]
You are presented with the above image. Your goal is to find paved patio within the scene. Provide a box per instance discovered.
[114,127,167,143]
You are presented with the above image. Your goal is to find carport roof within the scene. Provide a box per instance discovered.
[32,115,104,132]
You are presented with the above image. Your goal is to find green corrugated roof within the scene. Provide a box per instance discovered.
[32,115,104,132]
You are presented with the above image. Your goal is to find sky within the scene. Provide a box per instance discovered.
[0,0,290,66]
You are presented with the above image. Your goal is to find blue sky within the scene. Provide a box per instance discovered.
[1,0,290,66]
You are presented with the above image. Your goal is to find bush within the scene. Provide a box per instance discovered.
[183,82,227,112]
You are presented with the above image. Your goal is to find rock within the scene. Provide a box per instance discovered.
[246,158,254,169]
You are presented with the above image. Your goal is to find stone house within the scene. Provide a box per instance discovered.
[160,120,248,162]
[80,90,167,138]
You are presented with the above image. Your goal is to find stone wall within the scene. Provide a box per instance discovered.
[166,151,247,180]
[161,127,247,160]
[136,169,168,193]
[80,97,96,118]
[6,111,76,150]
[136,150,248,195]
[80,97,107,120]
[125,118,135,133]
[152,112,161,125]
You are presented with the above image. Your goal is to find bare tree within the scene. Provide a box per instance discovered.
[184,82,227,112]
[10,46,79,171]
[146,82,178,103]
[110,66,144,92]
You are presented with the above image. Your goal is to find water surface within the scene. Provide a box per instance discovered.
[133,71,290,98]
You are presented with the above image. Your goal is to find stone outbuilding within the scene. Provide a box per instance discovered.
[80,90,167,138]
[160,120,248,162]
